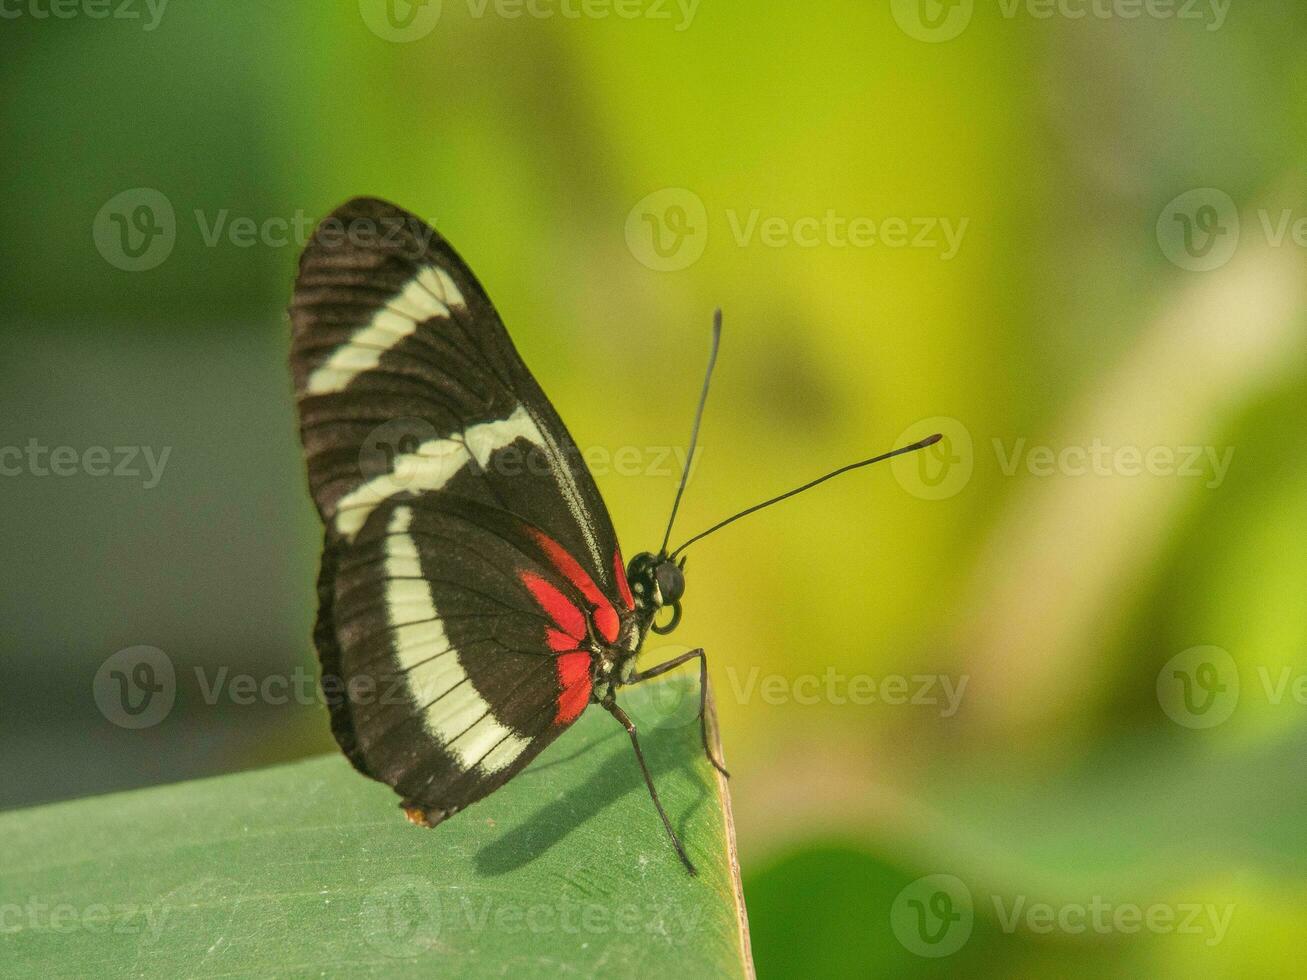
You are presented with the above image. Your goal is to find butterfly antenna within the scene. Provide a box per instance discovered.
[658,309,722,557]
[668,433,942,559]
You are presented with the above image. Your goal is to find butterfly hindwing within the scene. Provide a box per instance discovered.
[326,497,585,817]
[290,198,637,819]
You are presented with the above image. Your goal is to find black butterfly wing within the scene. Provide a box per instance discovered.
[290,198,637,820]
[291,197,628,590]
[321,494,620,821]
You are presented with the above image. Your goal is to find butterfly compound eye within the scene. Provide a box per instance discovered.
[655,561,685,605]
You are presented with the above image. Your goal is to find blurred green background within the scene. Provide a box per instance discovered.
[3,1,1306,976]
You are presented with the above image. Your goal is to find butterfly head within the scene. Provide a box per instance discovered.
[627,552,686,635]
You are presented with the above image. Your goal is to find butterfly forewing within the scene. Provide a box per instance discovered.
[290,198,636,821]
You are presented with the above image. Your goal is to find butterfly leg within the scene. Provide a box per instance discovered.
[601,697,697,876]
[628,648,730,778]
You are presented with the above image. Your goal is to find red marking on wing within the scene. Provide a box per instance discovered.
[592,606,619,647]
[545,628,576,653]
[554,651,592,725]
[612,548,635,611]
[520,571,586,641]
[526,527,621,644]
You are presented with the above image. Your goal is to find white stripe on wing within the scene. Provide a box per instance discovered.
[306,265,464,395]
[335,404,545,540]
[383,506,531,774]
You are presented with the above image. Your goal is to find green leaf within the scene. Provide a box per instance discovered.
[0,677,752,979]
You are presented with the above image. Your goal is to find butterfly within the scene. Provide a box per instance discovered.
[288,197,939,873]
